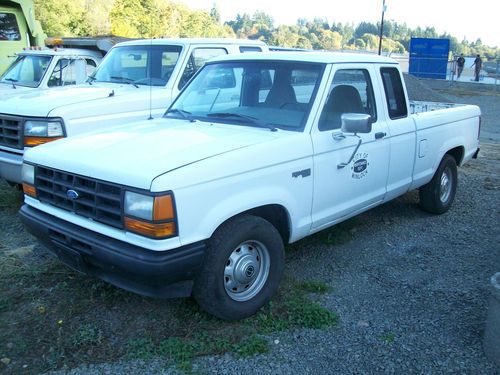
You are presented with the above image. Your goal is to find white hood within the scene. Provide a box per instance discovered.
[0,83,145,117]
[24,118,279,189]
[0,83,31,97]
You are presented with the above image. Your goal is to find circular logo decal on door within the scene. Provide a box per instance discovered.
[351,153,369,179]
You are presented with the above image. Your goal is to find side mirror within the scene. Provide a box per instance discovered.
[340,113,372,134]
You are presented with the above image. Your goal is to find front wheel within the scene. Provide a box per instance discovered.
[419,154,458,214]
[193,215,285,320]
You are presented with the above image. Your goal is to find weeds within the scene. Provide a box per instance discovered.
[71,325,104,347]
[233,335,269,357]
[380,332,396,344]
[298,281,331,294]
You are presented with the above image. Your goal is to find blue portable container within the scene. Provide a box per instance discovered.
[409,38,450,79]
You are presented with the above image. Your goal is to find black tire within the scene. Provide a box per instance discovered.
[193,215,285,320]
[419,154,458,214]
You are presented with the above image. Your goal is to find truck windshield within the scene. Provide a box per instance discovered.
[166,60,324,131]
[0,54,52,87]
[90,45,182,86]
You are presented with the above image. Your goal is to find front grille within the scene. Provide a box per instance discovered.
[35,166,124,229]
[0,116,22,149]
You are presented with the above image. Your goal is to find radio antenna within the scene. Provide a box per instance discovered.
[148,14,153,120]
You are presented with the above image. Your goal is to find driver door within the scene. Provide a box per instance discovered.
[310,65,390,231]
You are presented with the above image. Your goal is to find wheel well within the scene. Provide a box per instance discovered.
[240,205,291,244]
[446,146,464,166]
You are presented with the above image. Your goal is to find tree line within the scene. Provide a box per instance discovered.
[34,0,499,59]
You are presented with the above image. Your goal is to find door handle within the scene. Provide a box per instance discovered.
[375,132,386,140]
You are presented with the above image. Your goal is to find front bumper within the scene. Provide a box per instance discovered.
[0,149,23,184]
[19,204,206,298]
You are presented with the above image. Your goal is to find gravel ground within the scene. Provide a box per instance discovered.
[43,79,500,375]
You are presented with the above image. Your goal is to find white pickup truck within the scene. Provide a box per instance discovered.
[20,52,481,320]
[0,38,267,184]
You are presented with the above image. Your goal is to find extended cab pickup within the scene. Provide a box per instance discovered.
[20,52,481,320]
[0,38,267,184]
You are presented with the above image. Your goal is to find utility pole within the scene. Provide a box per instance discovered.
[378,0,386,55]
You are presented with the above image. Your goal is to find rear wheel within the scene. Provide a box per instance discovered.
[193,215,285,320]
[419,154,457,214]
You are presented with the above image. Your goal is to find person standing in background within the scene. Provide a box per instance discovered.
[471,54,482,82]
[456,54,465,79]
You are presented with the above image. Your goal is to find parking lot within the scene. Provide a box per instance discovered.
[0,78,499,374]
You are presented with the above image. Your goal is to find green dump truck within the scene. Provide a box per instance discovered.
[0,0,46,74]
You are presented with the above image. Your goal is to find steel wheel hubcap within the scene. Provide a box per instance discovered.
[440,167,452,203]
[224,240,270,302]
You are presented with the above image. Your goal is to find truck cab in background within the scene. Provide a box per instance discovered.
[0,36,131,94]
[0,0,46,74]
[0,38,268,184]
[0,47,102,94]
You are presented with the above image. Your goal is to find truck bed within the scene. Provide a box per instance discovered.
[409,100,463,114]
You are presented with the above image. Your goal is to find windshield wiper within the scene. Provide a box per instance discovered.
[165,108,193,120]
[110,76,139,88]
[207,112,277,132]
[87,75,96,85]
[4,78,17,89]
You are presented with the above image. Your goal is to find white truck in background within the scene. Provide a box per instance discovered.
[0,47,102,94]
[0,38,268,184]
[20,52,481,320]
[0,37,129,95]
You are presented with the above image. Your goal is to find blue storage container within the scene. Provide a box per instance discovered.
[409,38,450,79]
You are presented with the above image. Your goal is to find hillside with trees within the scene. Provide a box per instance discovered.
[33,0,499,59]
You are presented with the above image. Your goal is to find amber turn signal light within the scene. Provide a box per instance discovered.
[22,183,37,198]
[124,217,176,238]
[153,194,174,221]
[24,136,63,147]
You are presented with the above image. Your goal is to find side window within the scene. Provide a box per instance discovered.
[178,48,228,89]
[85,58,97,77]
[239,46,262,53]
[380,67,408,119]
[161,51,180,83]
[0,13,21,41]
[318,69,377,131]
[48,58,91,87]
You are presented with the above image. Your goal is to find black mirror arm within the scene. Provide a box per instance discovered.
[336,134,362,169]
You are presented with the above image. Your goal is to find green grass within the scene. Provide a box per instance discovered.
[297,281,331,294]
[233,335,269,357]
[379,332,396,344]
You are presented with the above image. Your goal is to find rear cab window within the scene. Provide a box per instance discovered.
[380,67,408,119]
[239,46,262,53]
[178,47,228,89]
[0,12,21,41]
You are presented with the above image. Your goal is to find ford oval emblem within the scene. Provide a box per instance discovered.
[66,189,79,200]
[353,159,368,173]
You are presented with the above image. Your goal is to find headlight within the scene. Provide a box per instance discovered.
[22,163,35,184]
[124,191,177,238]
[21,164,36,197]
[124,191,154,221]
[24,120,64,146]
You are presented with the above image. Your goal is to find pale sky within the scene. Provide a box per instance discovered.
[181,0,499,47]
